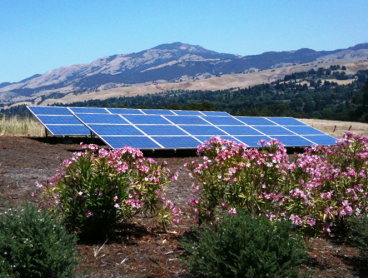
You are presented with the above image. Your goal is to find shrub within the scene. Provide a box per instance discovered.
[181,210,310,278]
[186,132,368,236]
[346,216,368,259]
[39,144,180,240]
[0,202,79,278]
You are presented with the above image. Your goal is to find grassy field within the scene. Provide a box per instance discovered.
[1,116,367,139]
[0,116,45,137]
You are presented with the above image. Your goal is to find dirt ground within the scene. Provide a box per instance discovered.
[1,136,368,277]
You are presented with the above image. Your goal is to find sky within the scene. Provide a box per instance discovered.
[1,0,368,83]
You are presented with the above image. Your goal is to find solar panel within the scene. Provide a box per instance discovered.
[38,116,82,125]
[180,125,227,135]
[164,116,210,125]
[285,126,325,135]
[202,111,230,116]
[172,110,204,116]
[141,109,175,115]
[219,126,263,135]
[152,136,201,148]
[28,106,72,115]
[88,125,143,136]
[28,106,337,149]
[27,106,91,136]
[266,117,306,126]
[75,114,128,124]
[69,107,109,114]
[107,108,144,115]
[202,116,243,125]
[195,135,240,143]
[101,136,161,149]
[253,126,295,135]
[235,136,273,147]
[46,125,91,136]
[236,117,275,125]
[123,115,171,125]
[303,135,337,145]
[137,125,187,135]
[272,136,314,146]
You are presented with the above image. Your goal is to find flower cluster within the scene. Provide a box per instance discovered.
[39,144,180,238]
[186,132,368,235]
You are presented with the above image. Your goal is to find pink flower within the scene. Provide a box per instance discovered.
[85,211,92,218]
[228,208,237,216]
[114,203,120,209]
[173,217,179,224]
[113,196,118,201]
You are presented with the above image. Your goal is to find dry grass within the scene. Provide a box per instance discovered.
[297,118,368,137]
[0,116,45,137]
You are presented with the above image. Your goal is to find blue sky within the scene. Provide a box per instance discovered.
[1,0,367,83]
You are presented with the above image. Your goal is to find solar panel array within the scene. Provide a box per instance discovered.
[27,106,337,149]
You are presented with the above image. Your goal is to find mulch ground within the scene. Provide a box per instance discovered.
[1,136,368,278]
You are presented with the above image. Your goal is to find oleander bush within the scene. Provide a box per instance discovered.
[181,210,310,278]
[0,202,79,278]
[38,144,180,240]
[186,132,368,236]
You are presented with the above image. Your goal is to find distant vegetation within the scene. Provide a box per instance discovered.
[2,68,368,123]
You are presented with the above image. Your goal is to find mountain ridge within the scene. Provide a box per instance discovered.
[1,42,368,103]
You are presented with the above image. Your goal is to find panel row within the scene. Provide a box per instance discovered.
[82,124,324,136]
[100,135,338,149]
[28,106,230,117]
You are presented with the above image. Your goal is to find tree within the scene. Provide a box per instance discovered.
[351,78,368,122]
[167,102,181,110]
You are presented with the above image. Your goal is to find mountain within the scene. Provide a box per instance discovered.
[1,42,368,103]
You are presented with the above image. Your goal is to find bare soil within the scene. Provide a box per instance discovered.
[1,136,368,277]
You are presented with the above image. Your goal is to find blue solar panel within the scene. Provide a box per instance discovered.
[219,126,263,135]
[152,136,200,148]
[203,116,243,125]
[286,126,325,135]
[253,126,295,135]
[89,125,143,136]
[28,106,72,115]
[76,114,128,124]
[164,116,210,125]
[195,136,240,143]
[137,125,187,135]
[69,107,109,114]
[267,117,306,125]
[180,125,227,135]
[107,108,144,115]
[272,136,314,146]
[141,109,175,115]
[236,117,275,125]
[235,136,273,147]
[304,135,337,145]
[38,116,82,125]
[202,111,230,116]
[101,136,161,149]
[172,110,204,116]
[123,115,171,124]
[46,125,91,136]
